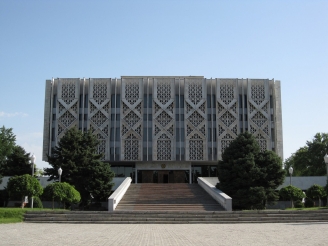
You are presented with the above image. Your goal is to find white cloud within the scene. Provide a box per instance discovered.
[0,111,28,118]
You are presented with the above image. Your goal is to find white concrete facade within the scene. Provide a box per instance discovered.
[42,76,283,182]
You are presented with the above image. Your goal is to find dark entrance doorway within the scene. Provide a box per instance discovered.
[163,174,169,183]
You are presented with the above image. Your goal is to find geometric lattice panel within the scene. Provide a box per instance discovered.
[248,79,270,152]
[216,79,238,159]
[153,78,174,161]
[185,78,206,161]
[88,79,111,160]
[121,79,143,161]
[56,79,79,140]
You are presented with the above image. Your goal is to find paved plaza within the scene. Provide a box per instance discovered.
[1,222,328,245]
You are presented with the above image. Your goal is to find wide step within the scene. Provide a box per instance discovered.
[116,183,223,211]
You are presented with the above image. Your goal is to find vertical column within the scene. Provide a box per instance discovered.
[274,80,283,160]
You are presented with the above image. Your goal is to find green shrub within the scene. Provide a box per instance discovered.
[304,198,314,208]
[31,197,43,209]
[294,200,304,208]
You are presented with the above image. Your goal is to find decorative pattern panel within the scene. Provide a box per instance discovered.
[153,78,175,161]
[88,79,111,160]
[185,78,206,161]
[121,79,143,161]
[216,79,238,159]
[248,80,271,151]
[56,79,79,140]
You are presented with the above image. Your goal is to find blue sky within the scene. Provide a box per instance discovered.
[1,0,327,170]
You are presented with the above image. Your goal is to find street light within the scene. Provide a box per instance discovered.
[324,154,328,206]
[30,154,36,209]
[288,166,293,186]
[288,166,293,208]
[58,167,62,182]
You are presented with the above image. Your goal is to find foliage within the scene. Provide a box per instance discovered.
[0,146,32,176]
[0,126,16,167]
[306,184,326,206]
[0,189,9,207]
[217,132,285,210]
[294,200,304,208]
[279,185,305,202]
[0,208,25,223]
[43,182,81,209]
[6,174,43,208]
[44,127,114,206]
[29,196,43,208]
[284,133,328,176]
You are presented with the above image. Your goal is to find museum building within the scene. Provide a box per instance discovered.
[42,76,283,184]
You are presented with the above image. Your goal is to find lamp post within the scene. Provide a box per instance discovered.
[30,154,36,209]
[288,166,293,186]
[324,154,328,206]
[58,168,62,182]
[289,166,293,208]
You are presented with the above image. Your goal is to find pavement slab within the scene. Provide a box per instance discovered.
[1,222,327,246]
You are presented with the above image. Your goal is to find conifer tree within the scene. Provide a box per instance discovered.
[217,132,285,210]
[44,127,114,205]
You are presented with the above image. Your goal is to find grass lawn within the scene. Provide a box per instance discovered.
[0,208,26,224]
[286,206,328,211]
[0,208,63,224]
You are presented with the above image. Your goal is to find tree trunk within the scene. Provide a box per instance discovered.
[21,196,25,208]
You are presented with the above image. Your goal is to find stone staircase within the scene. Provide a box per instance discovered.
[23,183,328,223]
[115,183,223,211]
[24,210,328,224]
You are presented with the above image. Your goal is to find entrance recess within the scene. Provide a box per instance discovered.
[139,170,189,183]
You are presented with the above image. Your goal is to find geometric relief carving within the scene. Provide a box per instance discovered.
[185,79,206,161]
[248,80,270,154]
[251,84,265,105]
[156,111,172,128]
[157,82,171,105]
[58,124,64,136]
[125,82,139,105]
[59,102,66,113]
[124,134,139,160]
[71,102,78,114]
[90,102,97,113]
[188,81,202,105]
[256,134,267,152]
[59,111,75,128]
[153,79,174,161]
[221,133,234,153]
[251,111,266,127]
[220,111,235,127]
[122,80,142,161]
[91,111,107,127]
[220,83,234,105]
[61,80,76,105]
[124,111,140,128]
[217,80,238,158]
[88,80,110,160]
[189,111,204,128]
[93,81,107,105]
[157,140,171,160]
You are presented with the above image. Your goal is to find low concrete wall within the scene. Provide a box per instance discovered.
[197,177,232,211]
[278,176,327,190]
[108,177,132,212]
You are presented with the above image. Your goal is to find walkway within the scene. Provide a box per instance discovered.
[1,222,327,245]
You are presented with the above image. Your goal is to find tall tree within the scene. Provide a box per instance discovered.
[1,146,32,176]
[284,133,328,176]
[44,127,114,205]
[217,132,285,210]
[7,174,43,208]
[0,126,16,167]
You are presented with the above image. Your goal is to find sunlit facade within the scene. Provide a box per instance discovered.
[43,76,283,183]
